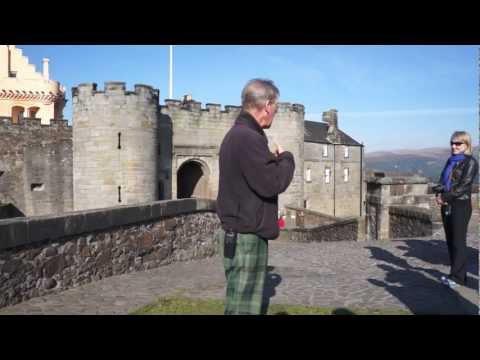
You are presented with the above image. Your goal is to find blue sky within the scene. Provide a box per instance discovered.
[21,45,478,152]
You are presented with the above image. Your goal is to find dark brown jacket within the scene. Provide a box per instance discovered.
[216,111,295,239]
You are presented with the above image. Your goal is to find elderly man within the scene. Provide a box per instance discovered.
[216,79,295,315]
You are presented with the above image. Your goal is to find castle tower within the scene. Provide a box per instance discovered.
[72,82,159,211]
[264,103,305,210]
[161,98,237,201]
[163,99,305,212]
[0,45,66,125]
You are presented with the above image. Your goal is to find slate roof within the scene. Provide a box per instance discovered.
[304,120,362,146]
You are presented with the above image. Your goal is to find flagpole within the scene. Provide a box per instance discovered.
[169,45,173,99]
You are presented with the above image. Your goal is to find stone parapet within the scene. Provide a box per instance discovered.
[0,198,219,309]
[283,217,359,242]
[389,205,433,238]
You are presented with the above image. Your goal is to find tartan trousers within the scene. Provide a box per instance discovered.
[216,229,268,315]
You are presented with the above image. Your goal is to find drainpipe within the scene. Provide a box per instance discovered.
[333,144,336,217]
[360,143,363,216]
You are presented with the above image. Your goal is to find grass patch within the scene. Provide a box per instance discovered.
[130,296,411,315]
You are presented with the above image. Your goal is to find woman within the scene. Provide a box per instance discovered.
[436,131,478,288]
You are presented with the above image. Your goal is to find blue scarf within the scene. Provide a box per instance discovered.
[441,153,466,191]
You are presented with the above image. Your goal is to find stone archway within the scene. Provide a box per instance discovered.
[177,160,210,199]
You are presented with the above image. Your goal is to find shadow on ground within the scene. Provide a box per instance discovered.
[396,239,478,291]
[366,239,478,315]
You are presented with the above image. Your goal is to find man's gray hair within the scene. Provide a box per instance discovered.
[241,79,280,110]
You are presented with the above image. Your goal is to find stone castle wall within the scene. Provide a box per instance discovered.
[72,82,164,211]
[264,103,305,209]
[164,100,306,210]
[161,101,237,201]
[0,117,72,217]
[363,174,477,240]
[0,198,220,309]
[1,77,364,229]
[389,206,432,238]
[283,217,359,242]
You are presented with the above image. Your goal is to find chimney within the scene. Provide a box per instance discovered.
[322,109,338,131]
[42,58,50,80]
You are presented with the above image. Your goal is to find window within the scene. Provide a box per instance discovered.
[304,199,308,208]
[11,106,25,123]
[306,168,311,182]
[344,168,349,182]
[28,107,40,118]
[325,167,331,184]
[323,144,328,157]
[344,146,349,158]
[31,183,44,191]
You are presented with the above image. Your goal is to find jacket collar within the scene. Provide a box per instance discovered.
[235,110,266,137]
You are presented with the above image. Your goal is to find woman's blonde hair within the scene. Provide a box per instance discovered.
[451,131,472,155]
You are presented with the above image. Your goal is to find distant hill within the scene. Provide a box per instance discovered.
[365,146,479,183]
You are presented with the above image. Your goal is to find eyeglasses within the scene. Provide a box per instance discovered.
[450,141,464,146]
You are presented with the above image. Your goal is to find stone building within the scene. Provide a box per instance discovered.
[0,45,66,125]
[365,173,433,240]
[72,82,168,211]
[0,45,364,220]
[303,109,365,217]
[72,82,363,218]
[0,46,71,217]
[161,98,305,212]
[0,117,72,217]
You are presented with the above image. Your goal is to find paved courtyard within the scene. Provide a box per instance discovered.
[0,223,477,315]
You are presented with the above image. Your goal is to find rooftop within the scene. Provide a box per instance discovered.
[304,120,362,146]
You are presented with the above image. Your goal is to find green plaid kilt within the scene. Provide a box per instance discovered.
[216,228,268,315]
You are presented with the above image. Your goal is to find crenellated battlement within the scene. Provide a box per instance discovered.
[72,81,160,103]
[0,116,71,129]
[72,82,97,96]
[162,99,242,116]
[162,99,305,114]
[291,103,305,114]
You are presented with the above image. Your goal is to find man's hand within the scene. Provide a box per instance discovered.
[273,141,284,157]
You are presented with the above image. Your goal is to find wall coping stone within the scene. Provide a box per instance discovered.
[286,217,359,233]
[366,175,429,185]
[388,205,431,220]
[285,205,340,221]
[0,198,216,251]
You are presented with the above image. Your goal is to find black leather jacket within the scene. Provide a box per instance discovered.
[440,155,479,202]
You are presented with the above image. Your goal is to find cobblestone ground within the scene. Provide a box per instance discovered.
[1,218,478,315]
